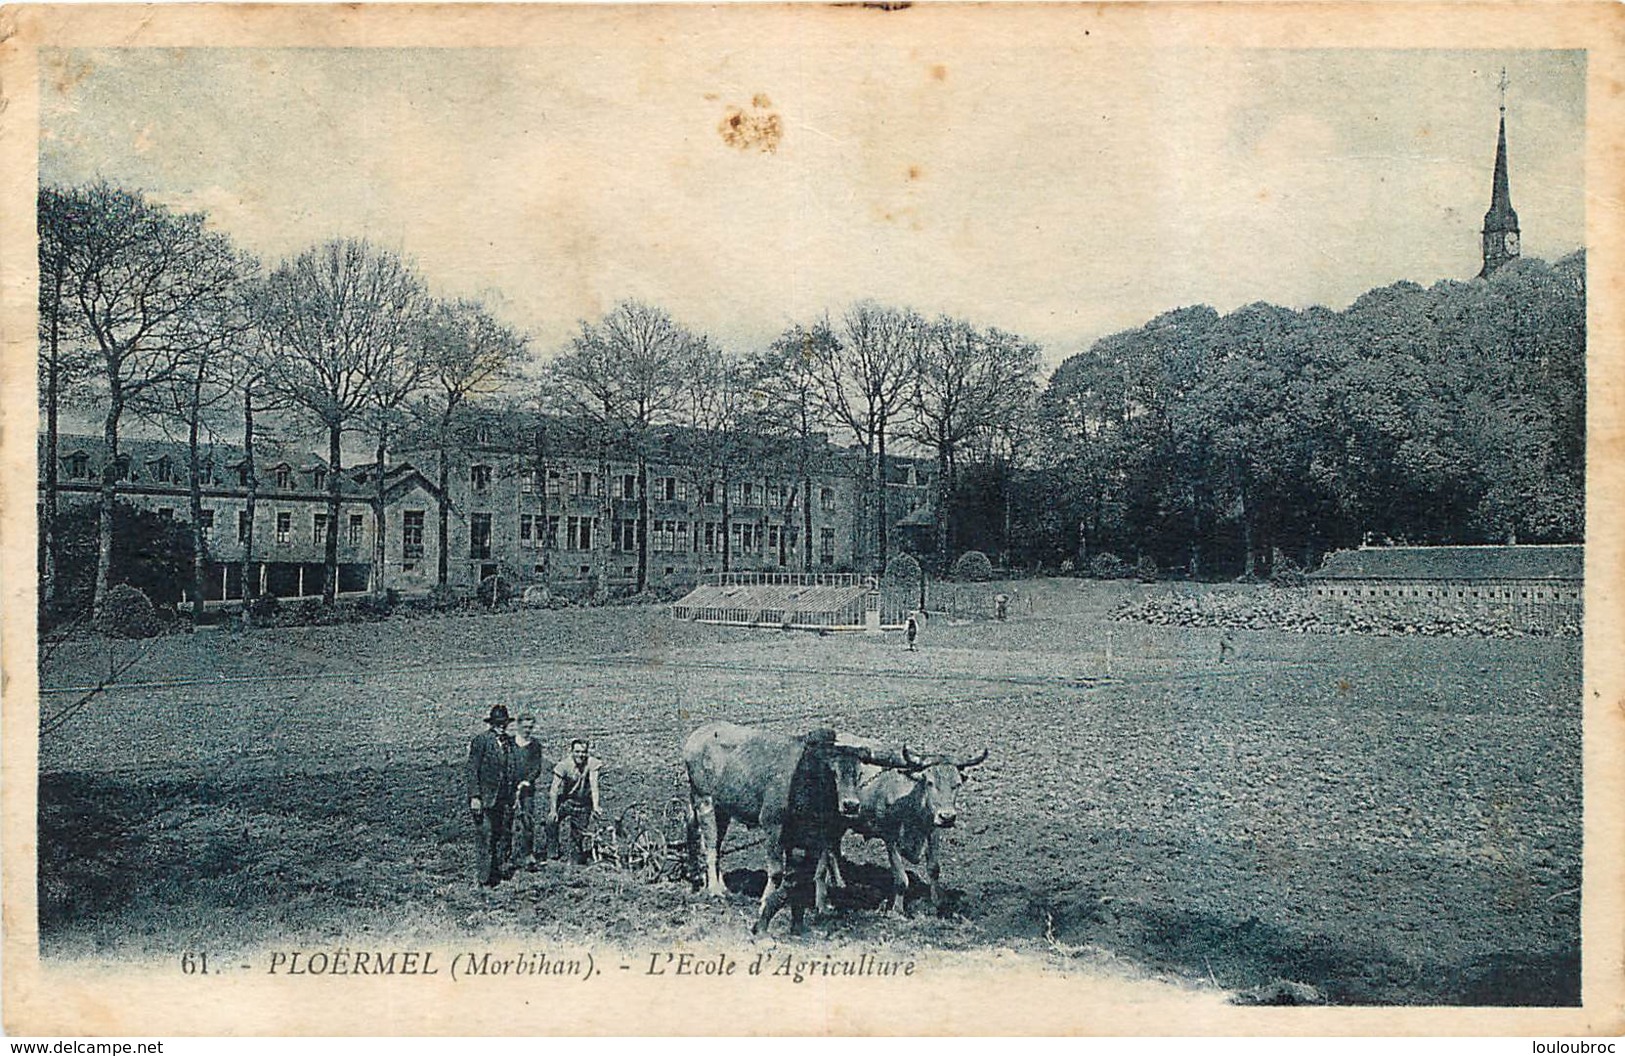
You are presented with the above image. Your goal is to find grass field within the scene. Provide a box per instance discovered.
[37,580,1582,1005]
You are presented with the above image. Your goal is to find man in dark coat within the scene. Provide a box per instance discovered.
[466,704,517,887]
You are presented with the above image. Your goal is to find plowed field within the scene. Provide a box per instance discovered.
[37,581,1581,1004]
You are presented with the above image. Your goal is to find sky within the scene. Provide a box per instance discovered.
[38,38,1586,373]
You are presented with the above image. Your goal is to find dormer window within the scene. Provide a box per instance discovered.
[476,423,493,445]
[64,453,89,480]
[312,469,327,492]
[471,464,493,493]
[275,467,292,489]
[151,458,175,484]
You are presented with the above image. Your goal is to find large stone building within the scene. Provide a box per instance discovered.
[40,414,936,602]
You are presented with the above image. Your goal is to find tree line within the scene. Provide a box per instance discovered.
[37,182,1042,623]
[1032,253,1585,578]
[37,182,1587,626]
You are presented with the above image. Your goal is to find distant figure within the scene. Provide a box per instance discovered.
[466,704,516,887]
[547,738,603,864]
[1219,633,1235,663]
[905,613,919,652]
[512,713,546,872]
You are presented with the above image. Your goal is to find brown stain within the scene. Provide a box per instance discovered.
[719,96,783,155]
[49,53,94,96]
[906,164,923,182]
[930,64,948,82]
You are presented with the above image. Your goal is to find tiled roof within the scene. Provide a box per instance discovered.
[1312,544,1582,583]
[42,433,365,497]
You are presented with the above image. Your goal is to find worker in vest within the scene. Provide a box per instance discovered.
[546,738,603,864]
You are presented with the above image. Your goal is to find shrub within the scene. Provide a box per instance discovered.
[883,552,922,586]
[951,550,994,582]
[347,594,396,621]
[1271,565,1309,588]
[1135,554,1159,583]
[1089,552,1130,579]
[478,574,513,608]
[47,501,195,626]
[95,584,162,639]
[244,593,280,625]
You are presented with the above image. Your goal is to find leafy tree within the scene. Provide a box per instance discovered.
[47,183,247,611]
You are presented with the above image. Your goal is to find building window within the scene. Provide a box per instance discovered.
[313,469,327,492]
[238,511,251,542]
[198,509,214,539]
[547,469,561,497]
[653,520,677,553]
[520,468,537,494]
[276,512,291,544]
[546,516,560,549]
[314,513,328,543]
[469,513,492,559]
[65,453,89,479]
[520,513,535,546]
[151,459,174,484]
[703,482,720,506]
[476,423,493,445]
[820,527,835,565]
[703,522,718,554]
[615,518,640,552]
[348,514,364,546]
[403,511,425,560]
[820,487,836,512]
[471,465,493,493]
[154,507,173,520]
[567,515,594,551]
[276,467,292,489]
[738,481,757,507]
[621,474,637,500]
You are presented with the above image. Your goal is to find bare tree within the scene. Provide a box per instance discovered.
[52,183,247,611]
[752,321,837,572]
[248,239,429,605]
[905,318,1042,560]
[141,285,257,627]
[812,302,926,572]
[679,340,754,573]
[418,299,527,587]
[550,301,699,592]
[37,187,95,608]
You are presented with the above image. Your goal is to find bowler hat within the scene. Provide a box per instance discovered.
[485,704,513,726]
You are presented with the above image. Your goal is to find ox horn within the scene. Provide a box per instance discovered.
[954,747,990,770]
[901,745,932,772]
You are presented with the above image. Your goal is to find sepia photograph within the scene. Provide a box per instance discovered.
[2,2,1621,1038]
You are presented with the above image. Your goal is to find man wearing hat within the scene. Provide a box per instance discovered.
[465,704,517,887]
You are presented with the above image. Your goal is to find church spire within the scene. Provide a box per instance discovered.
[1480,68,1521,278]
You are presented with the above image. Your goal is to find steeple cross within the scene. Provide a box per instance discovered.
[1498,67,1509,112]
